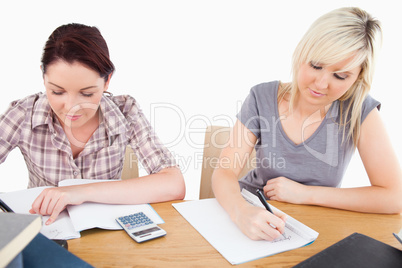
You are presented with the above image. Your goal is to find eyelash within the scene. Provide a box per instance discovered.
[82,93,94,97]
[309,62,322,70]
[51,91,94,97]
[334,73,346,80]
[309,62,347,81]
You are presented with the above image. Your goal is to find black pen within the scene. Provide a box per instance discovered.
[256,189,273,213]
[0,198,14,212]
[256,189,286,238]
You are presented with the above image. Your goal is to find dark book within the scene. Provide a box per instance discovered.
[22,233,93,268]
[294,233,402,268]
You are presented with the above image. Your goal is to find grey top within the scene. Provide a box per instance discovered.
[237,81,381,194]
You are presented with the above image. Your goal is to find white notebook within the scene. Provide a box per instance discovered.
[0,179,164,240]
[173,189,318,265]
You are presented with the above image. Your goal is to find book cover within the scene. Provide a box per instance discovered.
[294,233,402,268]
[22,233,93,268]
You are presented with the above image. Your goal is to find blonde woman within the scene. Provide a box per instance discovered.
[212,7,402,241]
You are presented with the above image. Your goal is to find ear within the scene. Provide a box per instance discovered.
[40,65,47,86]
[103,73,113,92]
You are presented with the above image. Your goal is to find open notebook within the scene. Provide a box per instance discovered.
[0,179,164,240]
[173,189,318,265]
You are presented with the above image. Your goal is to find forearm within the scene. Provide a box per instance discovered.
[212,168,250,221]
[306,185,402,214]
[80,167,185,204]
[212,168,287,240]
[30,167,185,225]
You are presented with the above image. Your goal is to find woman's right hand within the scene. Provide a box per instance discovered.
[29,185,86,225]
[234,203,287,241]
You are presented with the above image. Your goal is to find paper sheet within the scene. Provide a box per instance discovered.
[0,179,164,240]
[173,198,318,265]
[0,187,80,240]
[59,179,164,231]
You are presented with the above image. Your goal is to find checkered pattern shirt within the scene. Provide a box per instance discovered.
[0,93,176,187]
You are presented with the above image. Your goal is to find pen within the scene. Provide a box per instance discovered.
[256,189,286,239]
[0,198,14,212]
[256,189,273,213]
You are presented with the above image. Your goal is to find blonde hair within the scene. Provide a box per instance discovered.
[279,7,382,147]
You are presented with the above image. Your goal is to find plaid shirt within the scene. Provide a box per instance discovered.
[0,93,176,187]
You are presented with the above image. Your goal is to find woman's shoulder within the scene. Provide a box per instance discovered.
[361,94,381,121]
[363,94,381,109]
[10,92,43,105]
[0,93,47,130]
[5,93,45,113]
[249,81,281,97]
[245,81,282,105]
[251,80,280,91]
[338,93,381,123]
[103,94,141,118]
[107,94,137,105]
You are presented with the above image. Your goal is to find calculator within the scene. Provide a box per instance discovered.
[116,212,166,243]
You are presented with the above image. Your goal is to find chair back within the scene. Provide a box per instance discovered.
[199,125,256,199]
[121,146,139,180]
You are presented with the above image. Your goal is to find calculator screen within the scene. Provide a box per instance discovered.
[133,227,160,237]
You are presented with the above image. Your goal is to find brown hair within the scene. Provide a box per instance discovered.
[41,23,115,81]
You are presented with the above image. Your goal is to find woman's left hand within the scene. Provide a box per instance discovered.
[29,186,85,225]
[263,177,309,204]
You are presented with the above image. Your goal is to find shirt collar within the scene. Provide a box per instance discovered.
[99,95,130,138]
[31,93,54,130]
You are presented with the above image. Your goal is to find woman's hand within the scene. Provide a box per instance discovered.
[234,202,287,241]
[29,186,86,225]
[264,177,309,204]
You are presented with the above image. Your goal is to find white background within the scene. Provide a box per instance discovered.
[0,0,400,200]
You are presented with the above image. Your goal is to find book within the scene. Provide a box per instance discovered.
[22,233,93,268]
[0,179,165,240]
[172,189,318,265]
[294,232,402,268]
[0,213,41,267]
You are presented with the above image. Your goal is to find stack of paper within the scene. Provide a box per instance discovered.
[0,179,164,240]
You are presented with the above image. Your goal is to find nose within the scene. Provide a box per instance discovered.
[315,71,329,90]
[64,95,81,114]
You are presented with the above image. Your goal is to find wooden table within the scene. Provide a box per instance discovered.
[68,200,402,267]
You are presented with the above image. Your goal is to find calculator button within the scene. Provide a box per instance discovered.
[118,212,154,229]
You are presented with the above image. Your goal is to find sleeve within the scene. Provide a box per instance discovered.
[123,96,177,174]
[361,94,381,123]
[0,100,26,164]
[236,86,261,139]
